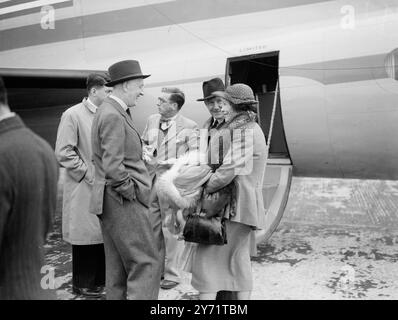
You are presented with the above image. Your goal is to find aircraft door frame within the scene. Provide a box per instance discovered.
[225,51,293,243]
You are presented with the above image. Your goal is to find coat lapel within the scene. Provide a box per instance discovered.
[107,97,143,146]
[202,116,213,130]
[151,115,161,145]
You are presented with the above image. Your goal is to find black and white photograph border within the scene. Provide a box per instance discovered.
[1,0,398,301]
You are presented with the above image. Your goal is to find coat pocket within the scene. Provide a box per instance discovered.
[89,181,105,215]
[105,185,124,205]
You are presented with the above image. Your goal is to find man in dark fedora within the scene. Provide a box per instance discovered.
[197,77,226,133]
[197,77,227,165]
[197,77,237,300]
[90,60,161,300]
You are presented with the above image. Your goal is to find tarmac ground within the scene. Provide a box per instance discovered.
[46,175,398,300]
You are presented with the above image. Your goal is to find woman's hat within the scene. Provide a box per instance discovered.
[106,60,150,87]
[212,83,258,105]
[197,78,225,101]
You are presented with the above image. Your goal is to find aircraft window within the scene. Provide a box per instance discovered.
[385,48,398,81]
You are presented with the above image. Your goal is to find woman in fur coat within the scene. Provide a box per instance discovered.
[193,83,268,300]
[157,83,268,300]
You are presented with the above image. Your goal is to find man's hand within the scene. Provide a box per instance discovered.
[142,145,155,163]
[142,152,152,163]
[158,158,177,166]
[83,165,94,185]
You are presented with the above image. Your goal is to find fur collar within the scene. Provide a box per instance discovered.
[222,111,255,130]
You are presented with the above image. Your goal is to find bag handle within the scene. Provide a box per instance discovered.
[195,188,205,214]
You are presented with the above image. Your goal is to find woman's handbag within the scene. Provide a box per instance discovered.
[183,213,227,245]
[182,186,232,245]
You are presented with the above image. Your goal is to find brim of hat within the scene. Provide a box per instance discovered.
[211,91,228,98]
[196,94,217,102]
[196,91,229,102]
[105,74,150,87]
[212,91,258,105]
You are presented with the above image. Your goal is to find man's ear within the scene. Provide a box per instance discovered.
[122,82,129,92]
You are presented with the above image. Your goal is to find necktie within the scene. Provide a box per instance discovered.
[210,120,218,129]
[160,119,171,131]
[211,119,224,129]
[126,108,132,119]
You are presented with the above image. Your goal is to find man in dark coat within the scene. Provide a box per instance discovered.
[0,76,59,300]
[90,60,161,300]
[197,77,237,300]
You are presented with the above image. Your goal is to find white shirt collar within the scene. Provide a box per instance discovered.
[0,112,16,123]
[85,97,98,113]
[109,95,128,111]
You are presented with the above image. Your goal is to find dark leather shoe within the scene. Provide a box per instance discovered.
[92,286,105,293]
[72,286,103,297]
[160,280,179,290]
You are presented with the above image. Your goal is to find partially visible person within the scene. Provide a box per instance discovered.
[55,73,112,297]
[197,77,226,141]
[192,83,268,300]
[90,60,161,300]
[0,76,59,299]
[197,77,236,300]
[142,87,198,290]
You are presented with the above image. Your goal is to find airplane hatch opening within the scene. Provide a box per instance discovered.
[226,51,290,161]
[225,51,292,244]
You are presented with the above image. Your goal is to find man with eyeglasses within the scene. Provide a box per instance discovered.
[142,87,198,290]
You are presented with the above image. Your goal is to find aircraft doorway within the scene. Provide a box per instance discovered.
[226,51,292,244]
[226,51,290,160]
